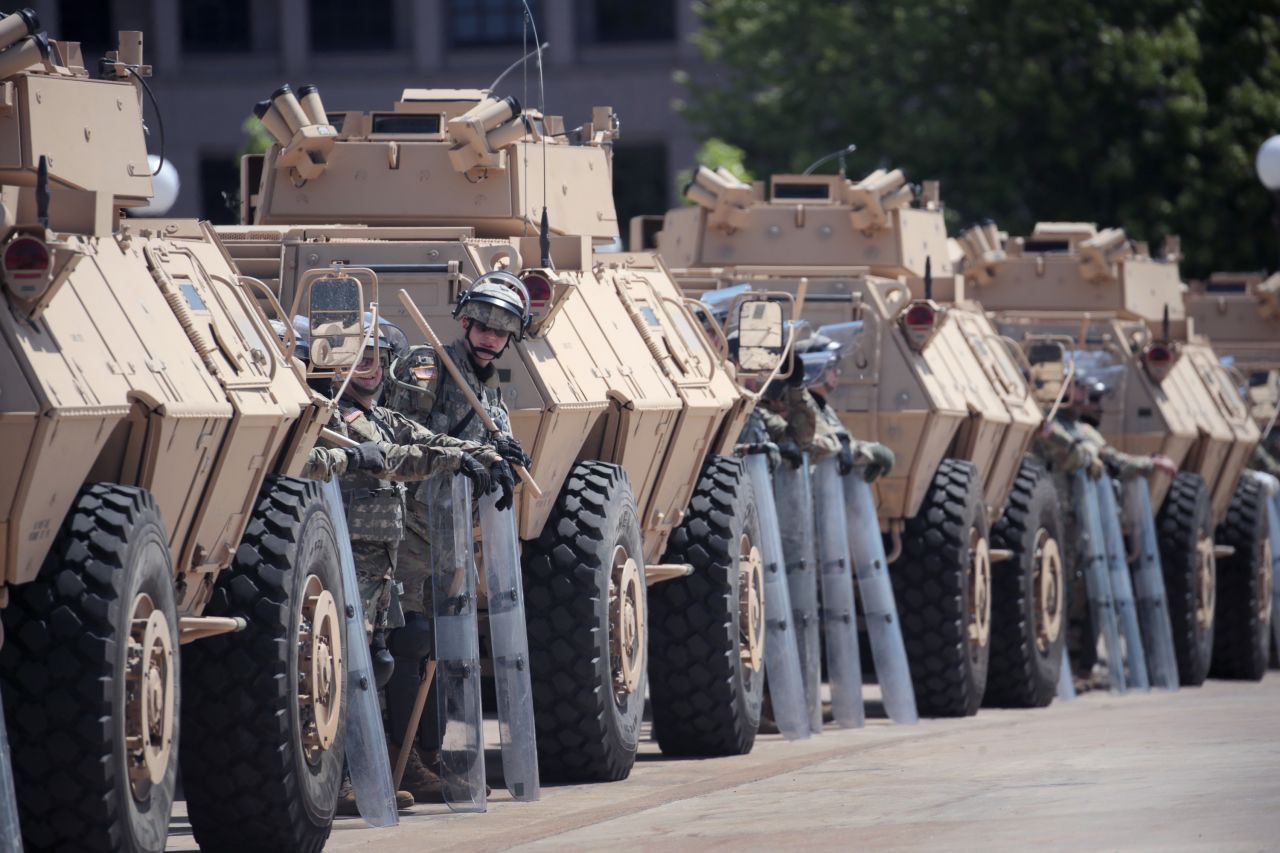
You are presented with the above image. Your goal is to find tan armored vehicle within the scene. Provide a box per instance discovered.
[0,20,353,853]
[644,167,1055,716]
[960,222,1269,683]
[222,83,770,778]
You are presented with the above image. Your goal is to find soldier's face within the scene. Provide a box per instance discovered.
[464,320,512,364]
[349,354,384,394]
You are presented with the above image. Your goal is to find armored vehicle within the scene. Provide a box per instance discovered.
[0,21,350,853]
[645,167,1054,716]
[221,83,770,778]
[960,222,1269,683]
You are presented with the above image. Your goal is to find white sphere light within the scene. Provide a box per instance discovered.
[1256,134,1280,191]
[127,154,181,216]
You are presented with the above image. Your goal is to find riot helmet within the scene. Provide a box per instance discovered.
[453,270,532,341]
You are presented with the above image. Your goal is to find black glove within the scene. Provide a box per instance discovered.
[776,440,804,469]
[784,348,805,386]
[861,442,896,483]
[344,441,386,472]
[492,433,533,470]
[492,459,516,511]
[458,453,492,495]
[837,435,856,476]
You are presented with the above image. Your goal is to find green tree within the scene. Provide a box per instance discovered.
[678,0,1280,276]
[674,137,756,201]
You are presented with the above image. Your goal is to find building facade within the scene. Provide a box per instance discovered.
[37,0,709,227]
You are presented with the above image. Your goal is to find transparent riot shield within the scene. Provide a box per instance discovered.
[743,453,811,741]
[1071,470,1127,693]
[773,455,822,733]
[810,457,864,728]
[843,471,919,725]
[477,490,539,802]
[1094,473,1150,690]
[320,479,398,828]
[0,704,19,853]
[1055,645,1076,702]
[1122,478,1180,691]
[424,473,486,813]
[1271,492,1280,662]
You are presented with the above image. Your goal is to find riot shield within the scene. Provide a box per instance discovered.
[0,704,19,853]
[423,473,486,813]
[1271,492,1280,662]
[1056,645,1076,701]
[842,470,919,725]
[773,455,823,733]
[477,490,539,802]
[1122,478,1180,691]
[1071,470,1126,693]
[1094,473,1150,690]
[810,457,864,728]
[320,479,398,828]
[743,453,811,741]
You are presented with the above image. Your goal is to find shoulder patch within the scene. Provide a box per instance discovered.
[343,407,363,424]
[412,364,436,382]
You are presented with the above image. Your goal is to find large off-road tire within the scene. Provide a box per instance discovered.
[1157,471,1216,686]
[181,476,345,853]
[523,461,647,782]
[0,484,178,853]
[1210,476,1273,680]
[892,459,992,717]
[984,457,1065,708]
[650,456,765,757]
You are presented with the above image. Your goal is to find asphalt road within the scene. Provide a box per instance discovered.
[168,677,1280,851]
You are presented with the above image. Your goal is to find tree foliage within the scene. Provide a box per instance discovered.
[678,0,1280,276]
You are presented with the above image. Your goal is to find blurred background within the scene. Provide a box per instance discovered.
[43,0,1280,277]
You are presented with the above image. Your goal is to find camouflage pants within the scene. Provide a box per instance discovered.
[396,498,484,616]
[351,540,404,636]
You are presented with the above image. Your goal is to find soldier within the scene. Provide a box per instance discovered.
[1076,379,1178,481]
[799,335,895,482]
[733,342,816,466]
[380,271,534,802]
[303,322,512,812]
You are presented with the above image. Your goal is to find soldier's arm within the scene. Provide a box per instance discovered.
[760,408,789,443]
[1033,421,1093,473]
[1099,446,1153,481]
[807,416,844,461]
[387,409,475,450]
[302,446,348,481]
[786,387,818,448]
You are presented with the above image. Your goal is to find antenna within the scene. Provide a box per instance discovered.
[488,41,550,93]
[35,154,49,229]
[540,207,553,269]
[924,256,933,301]
[520,0,550,266]
[1162,304,1170,341]
[802,144,857,176]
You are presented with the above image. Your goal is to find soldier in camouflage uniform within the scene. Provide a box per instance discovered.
[799,334,895,482]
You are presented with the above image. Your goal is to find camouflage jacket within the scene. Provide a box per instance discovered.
[760,386,818,448]
[387,341,511,444]
[1076,421,1152,481]
[302,399,482,542]
[808,391,849,462]
[1030,417,1095,476]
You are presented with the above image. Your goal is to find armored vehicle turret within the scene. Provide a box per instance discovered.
[0,20,349,852]
[646,167,1057,716]
[223,83,770,776]
[961,222,1269,684]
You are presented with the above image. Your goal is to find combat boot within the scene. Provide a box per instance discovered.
[335,777,414,816]
[392,742,446,803]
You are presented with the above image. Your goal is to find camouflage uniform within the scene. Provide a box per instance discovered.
[303,398,489,634]
[807,390,850,462]
[736,385,817,468]
[1077,421,1153,480]
[386,341,513,614]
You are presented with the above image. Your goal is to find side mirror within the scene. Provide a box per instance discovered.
[734,299,785,372]
[1026,340,1067,404]
[306,274,366,369]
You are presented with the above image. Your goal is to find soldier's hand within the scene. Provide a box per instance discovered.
[458,454,492,494]
[859,441,895,483]
[837,435,856,476]
[1151,453,1178,477]
[492,459,516,510]
[735,441,776,457]
[344,441,387,473]
[493,433,533,470]
[777,440,804,469]
[1086,451,1105,480]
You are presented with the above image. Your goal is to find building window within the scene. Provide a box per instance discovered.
[593,0,675,43]
[181,0,252,53]
[611,143,668,236]
[199,154,241,225]
[309,0,393,52]
[448,0,541,49]
[58,0,113,55]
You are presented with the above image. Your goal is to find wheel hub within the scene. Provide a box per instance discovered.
[1195,534,1216,633]
[738,535,765,673]
[610,545,645,702]
[1033,529,1064,654]
[298,574,343,765]
[968,528,992,655]
[125,593,175,802]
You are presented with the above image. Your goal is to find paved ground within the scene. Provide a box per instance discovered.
[168,677,1280,851]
